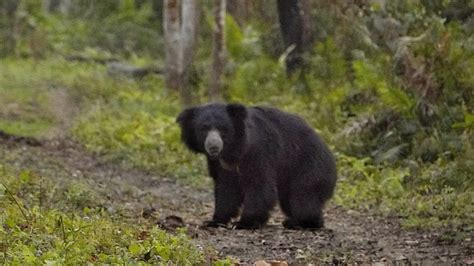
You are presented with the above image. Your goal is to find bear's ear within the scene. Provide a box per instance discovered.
[176,107,196,126]
[226,103,247,121]
[176,107,200,152]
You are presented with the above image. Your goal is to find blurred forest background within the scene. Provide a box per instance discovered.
[0,0,473,264]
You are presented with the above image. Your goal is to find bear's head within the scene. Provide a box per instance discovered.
[176,103,247,160]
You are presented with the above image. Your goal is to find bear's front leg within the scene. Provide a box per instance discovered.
[204,171,244,228]
[234,173,277,230]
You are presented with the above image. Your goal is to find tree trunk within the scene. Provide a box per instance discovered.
[163,0,182,92]
[210,0,226,102]
[277,0,311,75]
[0,0,20,57]
[180,0,200,107]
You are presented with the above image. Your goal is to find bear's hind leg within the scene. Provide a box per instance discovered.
[283,207,324,229]
[284,174,325,229]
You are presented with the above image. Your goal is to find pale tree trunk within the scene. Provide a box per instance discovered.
[163,0,200,107]
[180,0,200,107]
[163,0,183,92]
[210,0,226,102]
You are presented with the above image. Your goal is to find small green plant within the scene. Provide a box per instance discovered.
[352,58,415,116]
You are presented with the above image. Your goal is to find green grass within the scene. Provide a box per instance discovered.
[0,88,54,137]
[0,58,109,138]
[0,166,205,265]
[0,120,54,138]
[0,63,56,137]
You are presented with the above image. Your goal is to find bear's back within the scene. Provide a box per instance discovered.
[245,106,321,158]
[249,106,316,140]
[248,106,336,197]
[247,106,335,178]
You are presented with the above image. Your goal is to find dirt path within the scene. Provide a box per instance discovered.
[1,135,471,264]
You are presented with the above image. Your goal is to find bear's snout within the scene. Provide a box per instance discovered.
[205,130,223,157]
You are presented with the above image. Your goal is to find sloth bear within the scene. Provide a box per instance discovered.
[176,103,337,229]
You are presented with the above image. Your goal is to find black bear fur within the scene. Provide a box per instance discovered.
[176,103,337,229]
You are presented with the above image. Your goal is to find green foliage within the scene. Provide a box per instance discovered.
[225,15,262,61]
[0,59,57,137]
[335,154,473,231]
[310,38,349,89]
[352,58,415,115]
[0,166,204,265]
[453,112,474,129]
[12,1,162,57]
[227,55,291,103]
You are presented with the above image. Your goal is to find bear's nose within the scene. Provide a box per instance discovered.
[205,130,223,157]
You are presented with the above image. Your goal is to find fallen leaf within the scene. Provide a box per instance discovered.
[254,260,270,266]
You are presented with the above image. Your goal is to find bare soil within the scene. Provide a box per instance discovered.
[1,135,472,265]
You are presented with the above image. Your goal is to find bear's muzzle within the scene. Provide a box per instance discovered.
[205,129,223,157]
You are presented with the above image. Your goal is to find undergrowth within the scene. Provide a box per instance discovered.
[0,60,57,137]
[0,165,204,265]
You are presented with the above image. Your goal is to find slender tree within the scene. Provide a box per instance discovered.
[180,0,200,106]
[210,0,226,102]
[163,0,200,106]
